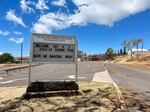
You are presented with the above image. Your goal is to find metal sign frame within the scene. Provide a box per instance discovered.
[28,33,78,85]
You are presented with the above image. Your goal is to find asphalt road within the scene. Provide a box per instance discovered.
[106,64,150,97]
[1,61,150,98]
[0,61,105,86]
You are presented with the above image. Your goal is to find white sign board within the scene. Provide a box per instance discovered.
[30,33,77,63]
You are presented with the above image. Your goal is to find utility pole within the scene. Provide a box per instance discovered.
[21,42,23,63]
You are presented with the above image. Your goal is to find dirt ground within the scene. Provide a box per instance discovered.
[0,82,123,112]
[0,87,26,103]
[121,88,150,112]
[112,61,150,72]
[110,53,150,71]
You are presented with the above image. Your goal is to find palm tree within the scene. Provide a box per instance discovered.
[132,38,143,51]
[132,39,138,51]
[138,38,144,52]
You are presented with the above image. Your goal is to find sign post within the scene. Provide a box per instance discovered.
[75,39,78,82]
[28,33,77,85]
[28,61,31,85]
[28,35,33,86]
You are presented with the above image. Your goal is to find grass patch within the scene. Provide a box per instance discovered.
[79,82,116,97]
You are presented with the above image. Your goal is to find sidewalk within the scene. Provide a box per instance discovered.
[92,71,114,83]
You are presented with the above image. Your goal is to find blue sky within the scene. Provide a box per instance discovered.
[0,0,150,56]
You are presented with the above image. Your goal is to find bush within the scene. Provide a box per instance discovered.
[14,60,22,64]
[0,53,14,63]
[27,81,79,92]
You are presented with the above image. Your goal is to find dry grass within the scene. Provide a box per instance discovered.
[0,82,122,112]
[0,64,27,69]
[109,53,150,70]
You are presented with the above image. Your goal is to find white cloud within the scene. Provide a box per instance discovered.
[71,0,150,26]
[32,12,70,33]
[9,37,24,44]
[0,52,3,55]
[51,0,66,7]
[35,0,49,10]
[13,31,23,35]
[0,30,10,36]
[0,30,23,36]
[20,0,34,13]
[32,0,150,33]
[6,10,26,27]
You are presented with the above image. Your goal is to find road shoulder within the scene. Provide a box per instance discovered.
[92,65,127,111]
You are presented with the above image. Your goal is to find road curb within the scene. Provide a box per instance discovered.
[104,64,128,111]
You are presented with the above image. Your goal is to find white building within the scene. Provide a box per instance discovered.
[128,48,149,55]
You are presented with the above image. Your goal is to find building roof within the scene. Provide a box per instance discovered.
[127,48,149,54]
[132,48,148,52]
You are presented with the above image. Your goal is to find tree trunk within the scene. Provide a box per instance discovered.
[130,47,133,61]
